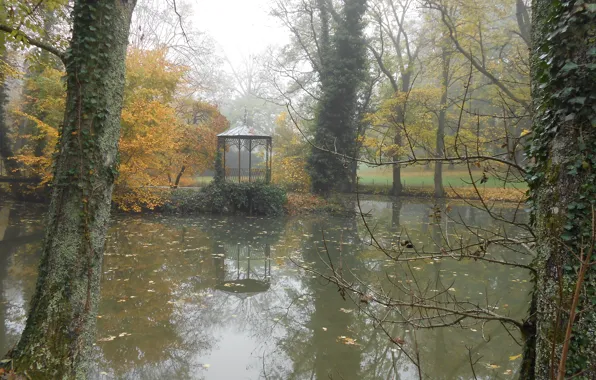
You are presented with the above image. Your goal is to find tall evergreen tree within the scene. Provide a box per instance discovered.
[307,0,368,194]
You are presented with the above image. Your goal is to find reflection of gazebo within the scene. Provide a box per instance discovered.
[213,242,272,298]
[216,124,272,183]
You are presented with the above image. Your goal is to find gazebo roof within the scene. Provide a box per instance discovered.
[217,123,271,138]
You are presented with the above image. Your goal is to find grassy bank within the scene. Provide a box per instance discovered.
[355,183,525,202]
[357,166,526,189]
[184,167,527,203]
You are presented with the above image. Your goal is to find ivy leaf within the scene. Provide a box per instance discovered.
[569,97,586,105]
[560,62,578,72]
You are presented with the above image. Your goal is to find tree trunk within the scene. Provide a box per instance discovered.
[0,54,29,199]
[434,47,450,198]
[0,54,19,176]
[526,0,596,378]
[392,139,402,195]
[174,165,186,188]
[392,71,412,197]
[6,1,136,378]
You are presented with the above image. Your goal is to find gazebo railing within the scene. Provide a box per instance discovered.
[225,168,268,182]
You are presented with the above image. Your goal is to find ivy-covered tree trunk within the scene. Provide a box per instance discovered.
[527,0,596,378]
[6,1,136,378]
[308,0,367,195]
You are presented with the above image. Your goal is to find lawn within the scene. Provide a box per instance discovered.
[183,165,527,191]
[357,165,526,189]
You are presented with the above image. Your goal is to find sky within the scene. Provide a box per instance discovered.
[191,0,289,67]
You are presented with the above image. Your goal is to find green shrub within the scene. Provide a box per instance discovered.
[163,181,287,216]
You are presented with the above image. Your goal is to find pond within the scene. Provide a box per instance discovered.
[0,197,532,379]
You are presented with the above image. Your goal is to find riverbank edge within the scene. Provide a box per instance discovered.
[0,184,526,217]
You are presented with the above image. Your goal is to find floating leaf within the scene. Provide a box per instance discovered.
[337,336,359,346]
[391,337,406,345]
[98,335,117,342]
[509,354,522,361]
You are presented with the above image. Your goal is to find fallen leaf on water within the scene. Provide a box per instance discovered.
[503,369,513,375]
[339,308,353,313]
[485,363,500,369]
[322,327,327,331]
[98,335,117,342]
[509,354,522,361]
[337,336,359,346]
[390,337,405,345]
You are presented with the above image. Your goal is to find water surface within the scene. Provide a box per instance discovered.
[0,198,531,379]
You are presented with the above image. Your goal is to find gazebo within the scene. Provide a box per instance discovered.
[216,124,272,183]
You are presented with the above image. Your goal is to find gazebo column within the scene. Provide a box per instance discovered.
[266,138,271,183]
[222,139,226,181]
[248,140,252,183]
[237,138,241,183]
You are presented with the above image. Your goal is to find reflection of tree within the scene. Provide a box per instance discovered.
[0,205,12,351]
[95,218,214,377]
[267,215,365,379]
[0,201,532,379]
[0,203,46,353]
[353,201,530,378]
[95,214,289,378]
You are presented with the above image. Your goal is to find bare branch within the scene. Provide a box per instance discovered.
[0,24,66,63]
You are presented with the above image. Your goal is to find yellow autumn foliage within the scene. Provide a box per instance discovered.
[271,112,310,192]
[10,48,228,211]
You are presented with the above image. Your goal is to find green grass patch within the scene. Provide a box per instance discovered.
[357,166,526,189]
